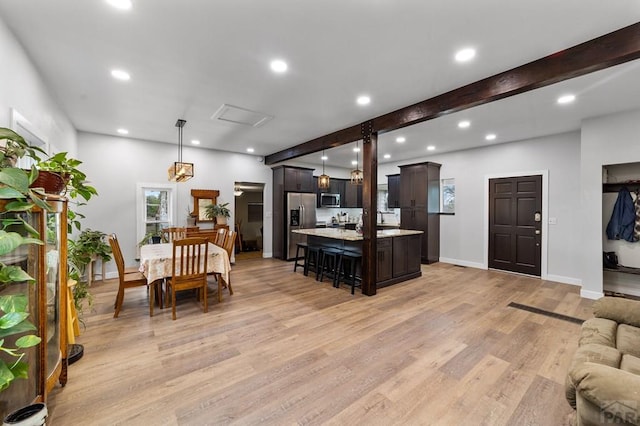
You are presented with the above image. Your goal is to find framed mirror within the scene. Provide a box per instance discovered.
[190,189,219,223]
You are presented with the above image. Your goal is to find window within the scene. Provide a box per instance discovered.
[136,183,177,244]
[441,178,455,214]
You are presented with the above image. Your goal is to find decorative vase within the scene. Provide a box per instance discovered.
[216,216,227,225]
[3,403,47,426]
[186,216,197,227]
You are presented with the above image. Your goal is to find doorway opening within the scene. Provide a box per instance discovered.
[234,182,265,261]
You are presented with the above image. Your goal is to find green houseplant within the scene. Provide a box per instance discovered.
[205,202,231,224]
[67,229,112,317]
[0,128,49,392]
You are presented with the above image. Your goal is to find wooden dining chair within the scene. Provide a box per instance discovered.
[162,227,186,243]
[166,237,209,320]
[108,234,156,318]
[213,228,227,247]
[212,230,235,302]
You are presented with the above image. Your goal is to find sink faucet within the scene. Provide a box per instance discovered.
[377,210,384,224]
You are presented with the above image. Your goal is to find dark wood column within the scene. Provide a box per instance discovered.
[361,121,377,296]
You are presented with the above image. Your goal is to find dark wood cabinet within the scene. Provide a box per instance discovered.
[377,238,393,282]
[343,181,362,208]
[283,166,314,193]
[399,162,441,264]
[392,234,421,277]
[387,174,401,209]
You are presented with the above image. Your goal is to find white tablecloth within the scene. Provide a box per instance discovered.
[139,243,231,285]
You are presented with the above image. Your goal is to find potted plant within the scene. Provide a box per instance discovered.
[35,152,97,202]
[205,202,231,225]
[67,229,111,317]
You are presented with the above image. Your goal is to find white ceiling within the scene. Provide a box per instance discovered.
[1,1,639,169]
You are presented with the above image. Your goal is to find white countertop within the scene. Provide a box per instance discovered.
[293,228,422,241]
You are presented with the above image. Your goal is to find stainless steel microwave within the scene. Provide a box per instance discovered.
[320,193,340,208]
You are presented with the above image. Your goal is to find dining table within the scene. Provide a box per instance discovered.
[139,242,232,306]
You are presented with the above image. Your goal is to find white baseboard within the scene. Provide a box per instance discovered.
[545,274,582,287]
[580,289,604,300]
[439,257,485,270]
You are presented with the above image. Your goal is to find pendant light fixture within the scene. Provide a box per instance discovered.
[167,119,194,182]
[350,141,363,185]
[318,150,330,190]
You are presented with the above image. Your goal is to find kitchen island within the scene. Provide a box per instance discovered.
[293,228,423,290]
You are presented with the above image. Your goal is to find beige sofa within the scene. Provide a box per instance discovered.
[566,297,640,425]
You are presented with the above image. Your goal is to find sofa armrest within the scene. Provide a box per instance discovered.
[570,362,640,425]
[593,297,640,328]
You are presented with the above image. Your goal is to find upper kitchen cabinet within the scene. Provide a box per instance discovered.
[387,174,401,209]
[281,166,315,193]
[399,162,441,264]
[343,181,362,208]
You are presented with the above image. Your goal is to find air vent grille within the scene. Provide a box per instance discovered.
[211,104,273,127]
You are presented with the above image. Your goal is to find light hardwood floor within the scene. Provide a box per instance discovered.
[47,259,593,425]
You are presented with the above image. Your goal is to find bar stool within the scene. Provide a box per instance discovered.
[304,245,322,280]
[339,250,362,294]
[319,247,343,286]
[293,242,308,273]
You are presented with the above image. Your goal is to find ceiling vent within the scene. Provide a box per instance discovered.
[211,104,273,127]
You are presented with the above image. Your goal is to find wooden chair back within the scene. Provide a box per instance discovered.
[108,234,126,276]
[108,234,150,317]
[168,237,209,319]
[214,228,227,247]
[222,230,236,259]
[162,227,186,243]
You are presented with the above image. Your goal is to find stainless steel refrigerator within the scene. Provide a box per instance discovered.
[286,192,317,260]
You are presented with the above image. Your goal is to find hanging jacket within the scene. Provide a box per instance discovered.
[606,187,637,242]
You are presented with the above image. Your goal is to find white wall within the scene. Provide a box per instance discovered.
[0,19,76,154]
[581,108,640,299]
[77,132,273,275]
[379,131,582,285]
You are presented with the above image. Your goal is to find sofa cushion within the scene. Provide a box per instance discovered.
[580,318,618,348]
[566,344,622,408]
[618,324,640,358]
[621,354,640,376]
[570,363,640,425]
[593,297,640,328]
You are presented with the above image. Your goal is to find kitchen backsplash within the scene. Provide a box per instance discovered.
[316,207,400,225]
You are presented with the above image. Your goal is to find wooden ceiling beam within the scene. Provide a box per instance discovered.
[265,22,640,166]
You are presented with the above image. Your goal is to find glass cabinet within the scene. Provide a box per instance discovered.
[0,196,67,418]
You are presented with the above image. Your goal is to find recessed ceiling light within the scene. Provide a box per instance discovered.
[455,48,476,62]
[396,136,406,143]
[458,120,471,129]
[117,128,128,135]
[383,154,391,159]
[353,146,361,153]
[111,69,130,81]
[246,148,255,153]
[356,95,371,106]
[557,94,576,104]
[485,133,497,141]
[321,155,328,161]
[270,59,288,73]
[351,160,358,165]
[106,0,132,10]
[191,140,200,145]
[427,145,436,151]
